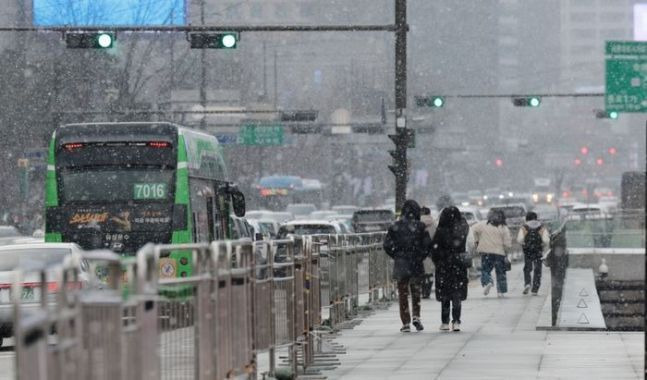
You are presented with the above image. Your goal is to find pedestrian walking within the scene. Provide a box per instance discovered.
[517,211,550,295]
[383,200,432,332]
[430,206,470,332]
[420,206,437,299]
[471,209,512,298]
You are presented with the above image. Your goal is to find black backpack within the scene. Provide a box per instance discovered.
[522,225,543,255]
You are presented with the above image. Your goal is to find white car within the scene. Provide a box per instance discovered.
[310,211,340,220]
[457,206,483,226]
[247,218,280,239]
[278,220,343,237]
[0,243,89,347]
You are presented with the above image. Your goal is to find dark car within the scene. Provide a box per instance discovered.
[351,209,395,233]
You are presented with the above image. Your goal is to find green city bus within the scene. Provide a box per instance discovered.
[44,122,245,277]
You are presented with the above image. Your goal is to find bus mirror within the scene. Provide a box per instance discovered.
[172,204,188,230]
[231,189,246,217]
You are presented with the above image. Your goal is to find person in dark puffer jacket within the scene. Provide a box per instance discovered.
[383,200,432,332]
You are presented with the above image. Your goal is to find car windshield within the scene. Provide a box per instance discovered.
[60,169,174,203]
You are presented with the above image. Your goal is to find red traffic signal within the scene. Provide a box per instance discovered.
[495,159,503,167]
[580,146,589,155]
[596,158,604,166]
[574,158,582,166]
[608,147,617,155]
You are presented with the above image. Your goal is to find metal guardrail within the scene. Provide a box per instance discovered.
[13,232,392,379]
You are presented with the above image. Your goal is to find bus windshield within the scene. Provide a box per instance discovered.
[60,168,174,203]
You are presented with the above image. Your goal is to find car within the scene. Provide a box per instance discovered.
[0,243,89,347]
[247,218,280,239]
[457,206,483,226]
[286,204,317,220]
[231,217,254,239]
[467,190,484,206]
[352,209,395,232]
[278,220,343,237]
[489,203,527,226]
[530,204,559,222]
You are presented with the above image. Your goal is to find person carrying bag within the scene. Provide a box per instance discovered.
[471,209,512,298]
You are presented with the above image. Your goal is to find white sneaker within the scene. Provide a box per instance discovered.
[523,285,531,295]
[451,321,461,332]
[483,282,493,296]
[439,323,450,331]
[497,293,505,298]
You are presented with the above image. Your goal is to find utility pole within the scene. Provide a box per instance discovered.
[392,0,409,213]
[200,0,207,129]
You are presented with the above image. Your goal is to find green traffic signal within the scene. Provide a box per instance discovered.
[65,32,116,49]
[608,111,619,119]
[512,96,541,107]
[415,96,445,108]
[189,32,239,49]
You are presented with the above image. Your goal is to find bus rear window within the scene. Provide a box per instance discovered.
[60,169,174,203]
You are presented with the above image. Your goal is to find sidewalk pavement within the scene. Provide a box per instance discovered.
[321,263,644,380]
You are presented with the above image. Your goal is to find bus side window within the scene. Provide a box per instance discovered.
[190,179,210,242]
[206,196,215,242]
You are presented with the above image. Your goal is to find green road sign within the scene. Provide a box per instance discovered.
[238,123,284,146]
[605,41,647,113]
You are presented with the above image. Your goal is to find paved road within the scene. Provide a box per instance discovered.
[322,263,644,379]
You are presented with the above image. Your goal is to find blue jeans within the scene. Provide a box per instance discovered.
[480,253,508,293]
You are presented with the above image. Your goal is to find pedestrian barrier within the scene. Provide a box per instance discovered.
[13,232,392,379]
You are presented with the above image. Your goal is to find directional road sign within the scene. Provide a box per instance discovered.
[238,123,284,146]
[605,41,647,113]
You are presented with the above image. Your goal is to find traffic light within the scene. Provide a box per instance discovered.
[608,147,617,155]
[596,158,604,166]
[512,96,541,107]
[574,158,582,166]
[189,32,238,49]
[494,158,504,167]
[65,32,115,48]
[580,146,589,155]
[388,128,414,176]
[595,110,619,119]
[415,96,445,108]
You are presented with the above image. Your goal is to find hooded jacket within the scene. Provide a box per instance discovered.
[383,200,432,280]
[430,206,470,301]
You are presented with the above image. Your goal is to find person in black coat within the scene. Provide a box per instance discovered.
[383,199,431,332]
[431,206,470,332]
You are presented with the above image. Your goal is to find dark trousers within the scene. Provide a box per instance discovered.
[523,253,543,292]
[441,293,462,324]
[397,278,421,325]
[480,253,508,293]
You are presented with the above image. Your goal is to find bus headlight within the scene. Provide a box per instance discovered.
[546,193,554,203]
[532,193,539,202]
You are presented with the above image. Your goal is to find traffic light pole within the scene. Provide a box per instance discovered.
[394,0,408,213]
